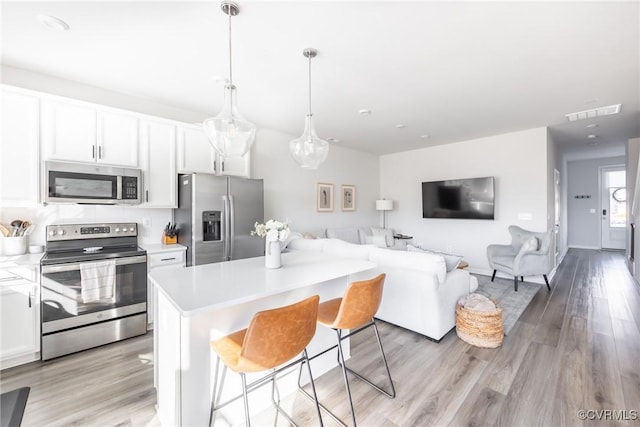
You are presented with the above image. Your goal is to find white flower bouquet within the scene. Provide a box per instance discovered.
[251,219,290,242]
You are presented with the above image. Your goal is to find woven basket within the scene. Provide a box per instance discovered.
[455,301,504,348]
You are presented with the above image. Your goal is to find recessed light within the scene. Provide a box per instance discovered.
[585,123,599,128]
[326,137,340,143]
[358,109,372,116]
[587,134,597,139]
[394,124,406,129]
[420,134,431,139]
[36,14,70,31]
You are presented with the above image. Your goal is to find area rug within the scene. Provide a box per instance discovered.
[471,274,541,335]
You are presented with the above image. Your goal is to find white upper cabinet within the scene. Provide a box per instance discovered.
[0,86,40,206]
[42,97,139,167]
[97,110,139,167]
[177,125,218,174]
[140,119,177,208]
[219,154,250,178]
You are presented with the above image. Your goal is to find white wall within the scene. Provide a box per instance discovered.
[252,129,379,235]
[380,127,549,278]
[567,155,626,249]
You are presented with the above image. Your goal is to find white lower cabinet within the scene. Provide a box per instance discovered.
[0,279,39,368]
[145,246,186,330]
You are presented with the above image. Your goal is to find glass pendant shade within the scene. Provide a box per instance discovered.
[289,114,329,169]
[203,84,256,158]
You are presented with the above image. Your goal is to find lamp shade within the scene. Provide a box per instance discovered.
[376,199,393,211]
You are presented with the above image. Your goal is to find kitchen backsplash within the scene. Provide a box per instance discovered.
[0,205,172,254]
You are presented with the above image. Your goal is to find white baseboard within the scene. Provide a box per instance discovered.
[568,245,600,250]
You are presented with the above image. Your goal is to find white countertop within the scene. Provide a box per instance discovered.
[149,251,375,317]
[0,252,43,268]
[139,243,187,255]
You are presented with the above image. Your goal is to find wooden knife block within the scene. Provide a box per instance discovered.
[162,232,177,245]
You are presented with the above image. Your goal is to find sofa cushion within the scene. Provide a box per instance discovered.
[407,245,462,271]
[372,228,394,247]
[357,227,373,244]
[326,228,361,245]
[287,238,327,252]
[369,247,446,283]
[365,235,387,248]
[323,239,372,260]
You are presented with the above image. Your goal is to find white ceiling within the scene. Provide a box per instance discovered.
[2,1,639,156]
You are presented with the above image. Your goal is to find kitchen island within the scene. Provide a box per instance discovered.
[149,250,375,427]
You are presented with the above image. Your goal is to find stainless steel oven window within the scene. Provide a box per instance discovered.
[41,256,147,324]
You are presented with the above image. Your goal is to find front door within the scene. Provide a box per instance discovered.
[600,166,626,250]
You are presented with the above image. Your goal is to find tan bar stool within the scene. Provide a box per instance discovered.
[299,274,396,426]
[209,295,323,427]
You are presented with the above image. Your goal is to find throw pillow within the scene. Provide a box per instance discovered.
[372,228,394,248]
[521,236,538,252]
[407,245,463,272]
[365,235,388,248]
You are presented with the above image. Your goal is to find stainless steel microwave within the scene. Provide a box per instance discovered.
[44,161,142,205]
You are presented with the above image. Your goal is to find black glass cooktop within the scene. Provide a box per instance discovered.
[41,246,146,265]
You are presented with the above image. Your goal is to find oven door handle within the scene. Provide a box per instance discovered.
[41,255,147,274]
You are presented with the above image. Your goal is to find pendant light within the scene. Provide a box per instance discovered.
[289,48,329,169]
[203,1,256,158]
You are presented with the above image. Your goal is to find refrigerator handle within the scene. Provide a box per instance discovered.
[229,195,235,260]
[222,195,229,260]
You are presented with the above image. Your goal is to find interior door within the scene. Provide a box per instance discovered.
[601,166,626,250]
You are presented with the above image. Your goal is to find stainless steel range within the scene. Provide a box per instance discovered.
[40,223,147,360]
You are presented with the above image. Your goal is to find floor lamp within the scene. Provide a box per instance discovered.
[376,199,394,229]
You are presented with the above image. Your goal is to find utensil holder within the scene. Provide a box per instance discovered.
[3,236,28,256]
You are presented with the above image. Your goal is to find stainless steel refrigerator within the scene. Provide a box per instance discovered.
[174,173,264,266]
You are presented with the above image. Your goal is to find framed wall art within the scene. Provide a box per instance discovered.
[341,185,356,211]
[317,183,334,212]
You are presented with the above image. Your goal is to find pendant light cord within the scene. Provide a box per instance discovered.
[228,9,233,87]
[308,53,312,116]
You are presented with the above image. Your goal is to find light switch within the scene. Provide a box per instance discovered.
[590,208,596,214]
[518,213,533,221]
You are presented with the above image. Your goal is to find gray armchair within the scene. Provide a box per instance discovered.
[487,225,553,292]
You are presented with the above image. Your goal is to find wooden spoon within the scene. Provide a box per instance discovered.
[0,224,9,237]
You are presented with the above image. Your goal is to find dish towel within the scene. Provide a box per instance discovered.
[80,260,116,303]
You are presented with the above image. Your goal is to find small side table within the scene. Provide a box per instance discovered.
[457,261,469,270]
[393,234,413,240]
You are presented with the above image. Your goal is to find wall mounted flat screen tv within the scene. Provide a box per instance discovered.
[422,176,495,220]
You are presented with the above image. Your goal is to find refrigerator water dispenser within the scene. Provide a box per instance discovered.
[203,211,221,241]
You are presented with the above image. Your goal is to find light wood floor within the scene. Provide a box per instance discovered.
[2,249,639,426]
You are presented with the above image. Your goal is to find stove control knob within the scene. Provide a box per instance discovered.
[115,227,121,233]
[129,227,135,232]
[57,229,65,236]
[49,230,55,236]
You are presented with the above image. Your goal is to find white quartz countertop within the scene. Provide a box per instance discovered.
[0,252,43,267]
[149,251,375,317]
[139,243,187,255]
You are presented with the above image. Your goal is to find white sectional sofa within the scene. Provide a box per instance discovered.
[286,236,478,342]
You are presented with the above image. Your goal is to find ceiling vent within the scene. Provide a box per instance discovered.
[565,104,622,122]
